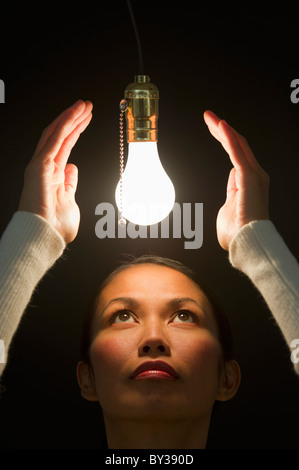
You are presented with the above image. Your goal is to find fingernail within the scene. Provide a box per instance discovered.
[74,99,84,107]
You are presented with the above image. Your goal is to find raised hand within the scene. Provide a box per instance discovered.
[204,110,270,251]
[18,100,93,243]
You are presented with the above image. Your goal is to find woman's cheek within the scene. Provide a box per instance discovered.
[89,332,136,373]
[174,331,221,368]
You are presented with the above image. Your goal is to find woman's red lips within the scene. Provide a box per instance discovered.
[131,361,179,380]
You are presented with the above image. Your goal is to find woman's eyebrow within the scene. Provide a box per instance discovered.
[99,297,139,316]
[99,297,207,317]
[167,298,208,316]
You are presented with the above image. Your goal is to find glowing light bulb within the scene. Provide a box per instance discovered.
[115,75,175,226]
[115,141,175,226]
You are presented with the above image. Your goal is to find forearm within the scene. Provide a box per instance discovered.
[0,211,65,377]
[229,220,299,374]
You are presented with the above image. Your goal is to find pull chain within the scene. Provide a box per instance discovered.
[118,99,128,226]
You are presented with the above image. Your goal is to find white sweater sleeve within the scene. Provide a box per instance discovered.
[0,211,66,377]
[229,220,299,375]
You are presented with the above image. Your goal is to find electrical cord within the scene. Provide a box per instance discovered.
[126,0,144,75]
[118,0,144,225]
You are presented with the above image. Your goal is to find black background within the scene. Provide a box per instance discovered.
[0,0,298,450]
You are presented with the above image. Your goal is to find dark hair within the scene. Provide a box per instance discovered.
[80,254,234,365]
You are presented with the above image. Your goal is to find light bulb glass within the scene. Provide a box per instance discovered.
[115,141,175,226]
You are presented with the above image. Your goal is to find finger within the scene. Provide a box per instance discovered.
[63,100,93,144]
[35,100,91,158]
[35,102,91,164]
[35,100,84,153]
[64,163,78,194]
[54,111,93,169]
[226,167,237,196]
[203,110,223,141]
[204,111,237,156]
[229,127,264,172]
[218,120,251,170]
[204,110,250,170]
[204,110,263,172]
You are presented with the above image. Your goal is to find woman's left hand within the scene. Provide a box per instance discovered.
[204,110,270,251]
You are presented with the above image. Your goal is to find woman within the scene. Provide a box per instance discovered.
[77,254,241,448]
[0,100,298,448]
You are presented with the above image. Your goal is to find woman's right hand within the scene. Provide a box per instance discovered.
[18,100,93,243]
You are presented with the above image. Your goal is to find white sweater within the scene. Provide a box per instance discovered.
[0,211,298,377]
[0,212,65,377]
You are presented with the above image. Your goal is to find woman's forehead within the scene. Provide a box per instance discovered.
[99,264,211,307]
[90,264,220,338]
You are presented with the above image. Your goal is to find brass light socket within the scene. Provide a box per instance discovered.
[124,75,159,142]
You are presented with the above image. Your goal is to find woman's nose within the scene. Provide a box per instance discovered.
[138,323,171,357]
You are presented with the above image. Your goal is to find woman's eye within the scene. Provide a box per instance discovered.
[172,310,196,323]
[113,310,135,323]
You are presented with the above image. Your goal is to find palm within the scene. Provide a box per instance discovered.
[55,186,80,243]
[41,160,80,243]
[19,100,93,243]
[204,111,269,251]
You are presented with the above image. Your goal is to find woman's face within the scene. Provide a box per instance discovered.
[88,264,225,422]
